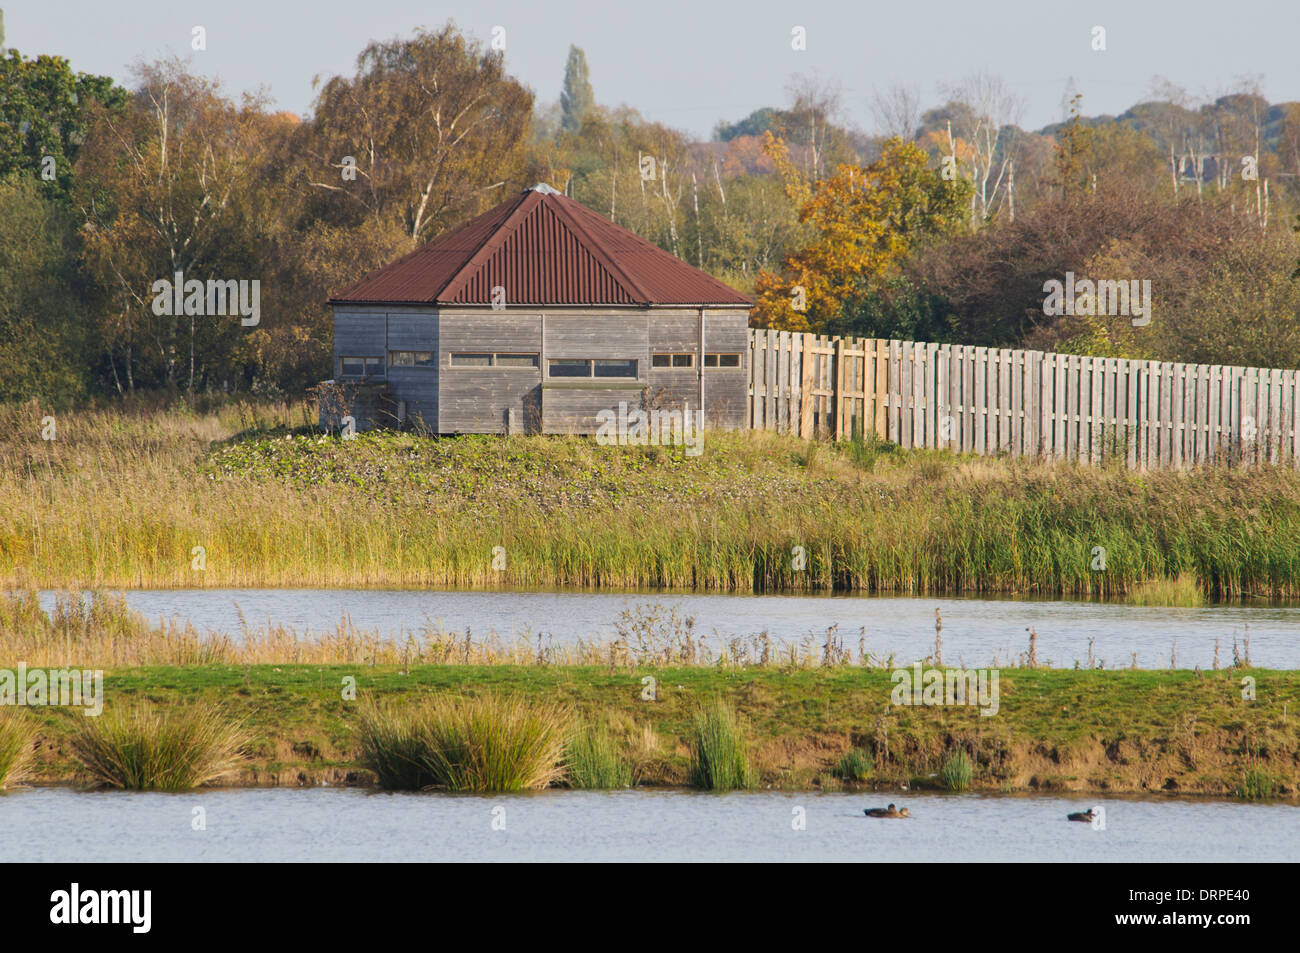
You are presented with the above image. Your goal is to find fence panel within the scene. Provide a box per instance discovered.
[747,329,1298,468]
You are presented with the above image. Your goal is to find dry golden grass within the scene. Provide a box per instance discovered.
[1126,572,1207,607]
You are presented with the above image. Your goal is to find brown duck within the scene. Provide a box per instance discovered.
[1067,808,1096,823]
[864,803,911,818]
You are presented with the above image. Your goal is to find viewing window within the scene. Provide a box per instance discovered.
[339,356,384,377]
[594,359,637,378]
[548,359,591,377]
[703,353,742,368]
[451,352,539,368]
[389,351,434,367]
[450,353,494,366]
[548,358,639,379]
[652,353,695,368]
[494,353,540,368]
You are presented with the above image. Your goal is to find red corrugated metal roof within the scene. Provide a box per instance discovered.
[330,185,753,307]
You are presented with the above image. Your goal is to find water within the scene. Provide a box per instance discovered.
[38,588,1300,669]
[0,788,1292,862]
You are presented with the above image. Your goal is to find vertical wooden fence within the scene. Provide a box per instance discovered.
[747,329,1300,468]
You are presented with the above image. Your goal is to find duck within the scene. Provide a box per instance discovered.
[1067,808,1096,822]
[864,803,911,818]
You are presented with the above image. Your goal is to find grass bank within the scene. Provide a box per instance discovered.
[2,399,1300,596]
[12,665,1299,798]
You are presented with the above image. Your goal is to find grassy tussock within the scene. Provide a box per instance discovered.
[354,700,433,791]
[689,699,755,791]
[3,400,1300,596]
[1237,767,1277,800]
[836,747,872,782]
[567,723,633,789]
[9,665,1299,796]
[70,704,247,790]
[0,711,36,788]
[357,694,570,792]
[939,748,973,792]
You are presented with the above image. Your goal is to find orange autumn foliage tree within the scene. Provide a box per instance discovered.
[753,133,972,332]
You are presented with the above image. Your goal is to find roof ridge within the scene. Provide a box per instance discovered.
[329,197,519,304]
[542,194,657,304]
[435,190,538,303]
[329,187,753,307]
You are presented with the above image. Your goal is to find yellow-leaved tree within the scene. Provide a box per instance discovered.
[753,134,971,332]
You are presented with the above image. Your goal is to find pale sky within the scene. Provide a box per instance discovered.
[7,0,1299,136]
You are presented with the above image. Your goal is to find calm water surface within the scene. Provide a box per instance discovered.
[39,588,1300,669]
[0,788,1293,862]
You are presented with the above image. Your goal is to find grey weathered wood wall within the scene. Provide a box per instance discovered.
[748,329,1300,469]
[330,305,751,433]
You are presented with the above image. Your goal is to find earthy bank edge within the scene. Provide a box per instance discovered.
[12,666,1300,797]
[3,400,1300,596]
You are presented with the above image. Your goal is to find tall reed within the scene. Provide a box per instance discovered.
[5,400,1300,598]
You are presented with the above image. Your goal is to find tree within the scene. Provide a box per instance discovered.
[753,135,970,332]
[560,45,594,134]
[871,84,922,141]
[74,60,270,392]
[714,108,778,142]
[935,73,1023,225]
[0,178,89,404]
[0,49,128,201]
[299,24,533,245]
[1053,94,1096,199]
[774,74,858,180]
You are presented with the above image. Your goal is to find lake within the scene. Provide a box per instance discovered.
[1,787,1293,862]
[38,588,1300,669]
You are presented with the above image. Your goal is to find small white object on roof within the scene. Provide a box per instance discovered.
[530,182,561,195]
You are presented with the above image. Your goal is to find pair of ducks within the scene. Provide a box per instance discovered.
[863,803,911,819]
[865,804,1097,822]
